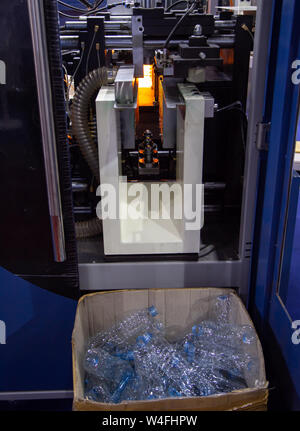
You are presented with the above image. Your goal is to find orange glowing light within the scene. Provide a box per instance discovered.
[138,65,153,88]
[138,65,155,106]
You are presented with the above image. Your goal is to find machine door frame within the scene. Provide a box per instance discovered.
[253,0,300,409]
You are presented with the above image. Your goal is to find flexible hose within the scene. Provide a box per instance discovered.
[72,67,108,182]
[72,68,108,238]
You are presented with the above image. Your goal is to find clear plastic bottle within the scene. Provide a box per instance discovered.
[180,321,255,393]
[84,374,112,403]
[183,340,247,392]
[213,294,232,324]
[133,332,197,397]
[190,321,256,352]
[84,347,134,388]
[111,369,135,403]
[88,306,162,356]
[119,374,168,402]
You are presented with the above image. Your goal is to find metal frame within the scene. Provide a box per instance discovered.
[278,171,300,305]
[252,0,300,407]
[238,0,275,301]
[79,260,242,291]
[27,0,66,262]
[0,391,73,401]
[208,0,219,15]
[254,0,300,319]
[79,1,274,303]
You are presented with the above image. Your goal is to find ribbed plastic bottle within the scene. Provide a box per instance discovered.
[133,332,197,397]
[182,340,248,393]
[88,306,162,356]
[84,374,112,403]
[119,374,168,402]
[191,321,257,351]
[84,347,134,388]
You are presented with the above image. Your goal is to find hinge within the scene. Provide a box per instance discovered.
[256,122,271,151]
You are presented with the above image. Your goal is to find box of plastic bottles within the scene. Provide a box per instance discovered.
[72,288,268,411]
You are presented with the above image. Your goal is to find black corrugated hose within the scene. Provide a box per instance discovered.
[72,68,110,239]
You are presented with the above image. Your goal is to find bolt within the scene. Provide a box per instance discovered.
[193,24,202,36]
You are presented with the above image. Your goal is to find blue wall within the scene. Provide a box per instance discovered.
[0,268,77,392]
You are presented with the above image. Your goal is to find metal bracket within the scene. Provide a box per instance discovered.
[0,59,6,85]
[28,0,66,262]
[132,15,144,78]
[256,122,271,151]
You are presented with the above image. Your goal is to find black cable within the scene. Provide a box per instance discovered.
[85,0,112,15]
[66,42,85,115]
[59,2,122,19]
[239,112,246,151]
[93,2,126,14]
[78,0,93,7]
[94,0,106,7]
[164,2,196,49]
[58,0,106,19]
[62,49,80,56]
[86,28,99,75]
[217,102,248,152]
[59,10,82,18]
[96,45,101,68]
[217,101,243,113]
[58,1,89,12]
[199,246,216,259]
[165,0,187,12]
[107,1,126,8]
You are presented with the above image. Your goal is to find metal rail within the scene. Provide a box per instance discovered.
[28,0,66,262]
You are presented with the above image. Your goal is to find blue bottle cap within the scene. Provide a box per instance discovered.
[126,351,135,361]
[168,387,181,397]
[218,295,229,301]
[184,341,195,352]
[142,332,153,344]
[184,341,189,353]
[136,332,153,346]
[171,357,180,368]
[148,305,158,317]
[184,341,195,362]
[242,334,249,344]
[192,325,203,337]
[147,394,157,400]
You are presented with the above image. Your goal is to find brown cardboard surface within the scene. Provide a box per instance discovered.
[72,288,268,411]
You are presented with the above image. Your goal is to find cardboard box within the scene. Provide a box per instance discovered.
[72,288,268,411]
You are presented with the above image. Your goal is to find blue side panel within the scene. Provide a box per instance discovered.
[254,0,300,319]
[286,187,300,319]
[0,268,77,392]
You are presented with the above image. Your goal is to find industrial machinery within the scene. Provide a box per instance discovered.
[2,0,300,409]
[0,0,263,301]
[58,0,253,260]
